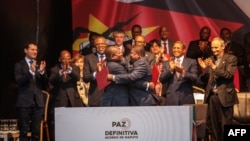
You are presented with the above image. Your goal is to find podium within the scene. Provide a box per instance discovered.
[55,106,194,141]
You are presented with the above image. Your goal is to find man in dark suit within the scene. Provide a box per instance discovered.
[186,26,213,89]
[101,46,129,106]
[80,32,100,56]
[159,41,198,105]
[186,26,212,60]
[123,24,151,51]
[48,50,83,141]
[49,50,83,107]
[14,42,48,141]
[198,37,239,141]
[159,26,175,57]
[112,29,130,57]
[107,46,157,106]
[83,35,107,106]
[220,27,248,91]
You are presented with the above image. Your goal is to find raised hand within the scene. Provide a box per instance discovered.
[39,61,46,72]
[198,58,206,69]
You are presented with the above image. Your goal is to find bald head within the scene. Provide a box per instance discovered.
[211,37,225,57]
[134,35,146,47]
[59,50,71,64]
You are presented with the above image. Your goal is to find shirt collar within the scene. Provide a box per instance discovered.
[175,56,184,62]
[25,57,34,64]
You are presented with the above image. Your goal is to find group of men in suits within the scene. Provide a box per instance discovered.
[81,25,239,141]
[14,24,240,141]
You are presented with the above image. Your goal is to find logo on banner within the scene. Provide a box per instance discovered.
[105,118,139,139]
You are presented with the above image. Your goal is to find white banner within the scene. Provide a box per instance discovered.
[55,106,193,141]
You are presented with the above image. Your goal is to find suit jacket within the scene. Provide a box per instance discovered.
[225,41,246,66]
[145,51,155,68]
[83,53,103,106]
[114,57,157,106]
[49,63,83,107]
[160,39,175,57]
[14,59,48,107]
[102,61,129,106]
[199,54,239,107]
[186,40,212,60]
[159,57,198,105]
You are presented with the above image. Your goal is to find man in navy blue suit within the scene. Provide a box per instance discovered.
[101,46,129,106]
[14,41,48,141]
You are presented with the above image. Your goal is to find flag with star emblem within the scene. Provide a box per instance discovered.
[72,0,250,88]
[72,0,249,55]
[72,0,249,91]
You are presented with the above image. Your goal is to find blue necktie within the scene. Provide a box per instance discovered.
[29,60,33,65]
[29,60,36,80]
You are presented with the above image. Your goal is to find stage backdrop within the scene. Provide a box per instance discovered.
[72,0,250,55]
[71,0,250,91]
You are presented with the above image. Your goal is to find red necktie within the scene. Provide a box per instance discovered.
[163,42,168,54]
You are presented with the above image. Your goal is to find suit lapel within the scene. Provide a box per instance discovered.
[21,59,29,71]
[216,54,227,68]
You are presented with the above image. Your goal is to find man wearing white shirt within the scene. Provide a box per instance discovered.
[112,29,130,56]
[159,41,198,105]
[159,26,175,57]
[14,42,48,141]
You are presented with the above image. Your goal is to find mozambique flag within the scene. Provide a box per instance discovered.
[72,0,249,54]
[72,0,250,91]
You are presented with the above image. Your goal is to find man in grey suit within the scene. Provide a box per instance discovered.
[198,37,239,141]
[159,41,198,105]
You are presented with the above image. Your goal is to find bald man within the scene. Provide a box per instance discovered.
[133,35,155,67]
[198,37,239,141]
[49,50,83,107]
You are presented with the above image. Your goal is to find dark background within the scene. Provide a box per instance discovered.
[0,0,72,118]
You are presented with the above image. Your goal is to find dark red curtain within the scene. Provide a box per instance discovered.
[0,0,72,118]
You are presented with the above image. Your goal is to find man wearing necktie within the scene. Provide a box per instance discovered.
[112,29,130,57]
[49,50,83,107]
[14,42,48,141]
[84,35,108,107]
[159,26,175,57]
[159,41,198,105]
